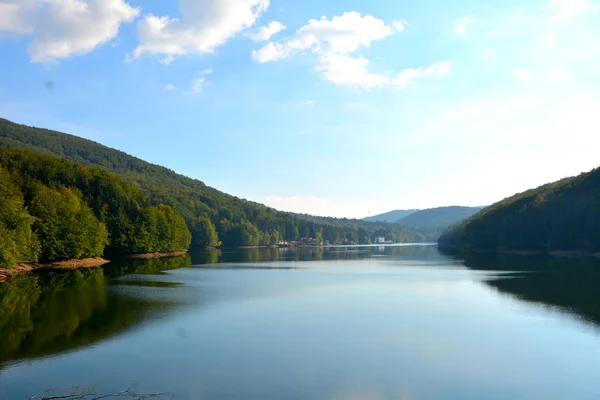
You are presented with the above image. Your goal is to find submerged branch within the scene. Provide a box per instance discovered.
[27,386,173,400]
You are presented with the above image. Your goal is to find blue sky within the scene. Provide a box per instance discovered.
[1,0,600,218]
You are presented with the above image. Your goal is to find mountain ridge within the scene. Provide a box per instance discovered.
[364,206,484,227]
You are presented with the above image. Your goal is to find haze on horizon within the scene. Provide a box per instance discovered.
[1,0,599,219]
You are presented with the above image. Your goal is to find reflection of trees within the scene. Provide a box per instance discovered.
[189,245,446,265]
[103,255,193,278]
[0,256,193,367]
[463,254,600,328]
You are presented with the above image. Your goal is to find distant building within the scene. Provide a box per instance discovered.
[375,236,386,243]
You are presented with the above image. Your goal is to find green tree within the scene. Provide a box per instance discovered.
[29,186,108,261]
[0,168,39,267]
[191,216,219,248]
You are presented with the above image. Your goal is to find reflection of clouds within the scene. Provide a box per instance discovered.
[418,282,447,298]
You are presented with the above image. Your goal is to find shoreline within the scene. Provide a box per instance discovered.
[439,245,600,260]
[0,257,110,283]
[126,251,188,259]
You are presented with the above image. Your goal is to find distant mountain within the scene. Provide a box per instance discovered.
[397,206,485,228]
[364,206,483,227]
[363,209,418,223]
[438,167,600,255]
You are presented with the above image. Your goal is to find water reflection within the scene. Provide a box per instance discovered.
[2,246,600,377]
[0,256,192,368]
[1,246,600,400]
[190,244,443,265]
[462,253,600,328]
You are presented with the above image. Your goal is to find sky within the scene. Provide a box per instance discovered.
[1,0,600,218]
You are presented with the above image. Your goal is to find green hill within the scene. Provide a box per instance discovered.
[0,118,440,247]
[364,206,482,228]
[363,209,418,223]
[438,168,600,255]
[397,206,484,227]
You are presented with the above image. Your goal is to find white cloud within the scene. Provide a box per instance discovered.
[253,11,450,89]
[393,62,452,89]
[190,68,213,93]
[160,55,175,66]
[513,69,533,82]
[0,0,35,35]
[164,84,176,91]
[133,0,269,63]
[548,0,598,22]
[191,77,205,93]
[481,48,495,56]
[393,19,407,32]
[245,21,286,41]
[253,12,395,63]
[316,54,391,89]
[455,17,472,35]
[0,0,139,62]
[315,56,451,90]
[304,100,316,106]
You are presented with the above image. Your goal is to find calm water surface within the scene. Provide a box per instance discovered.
[1,245,600,399]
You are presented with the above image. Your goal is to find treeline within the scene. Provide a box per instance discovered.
[0,118,442,248]
[0,148,191,268]
[294,213,444,243]
[438,166,600,254]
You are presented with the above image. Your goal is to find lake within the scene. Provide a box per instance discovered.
[1,245,600,400]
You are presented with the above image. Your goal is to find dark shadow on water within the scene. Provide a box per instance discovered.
[461,252,600,329]
[0,256,194,368]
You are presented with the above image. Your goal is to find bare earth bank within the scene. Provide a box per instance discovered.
[0,257,109,283]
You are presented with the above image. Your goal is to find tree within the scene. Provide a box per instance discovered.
[29,185,108,261]
[191,216,219,248]
[0,168,39,267]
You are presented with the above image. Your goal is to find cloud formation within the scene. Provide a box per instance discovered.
[253,11,450,89]
[253,12,397,62]
[191,68,213,93]
[0,0,139,62]
[133,0,269,62]
[455,17,472,35]
[245,21,286,41]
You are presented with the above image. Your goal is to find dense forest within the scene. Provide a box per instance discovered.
[0,118,442,251]
[0,148,191,268]
[438,167,600,254]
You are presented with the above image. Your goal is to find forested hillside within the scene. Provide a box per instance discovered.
[397,206,484,227]
[438,168,600,254]
[363,209,417,223]
[0,118,441,246]
[0,148,191,268]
